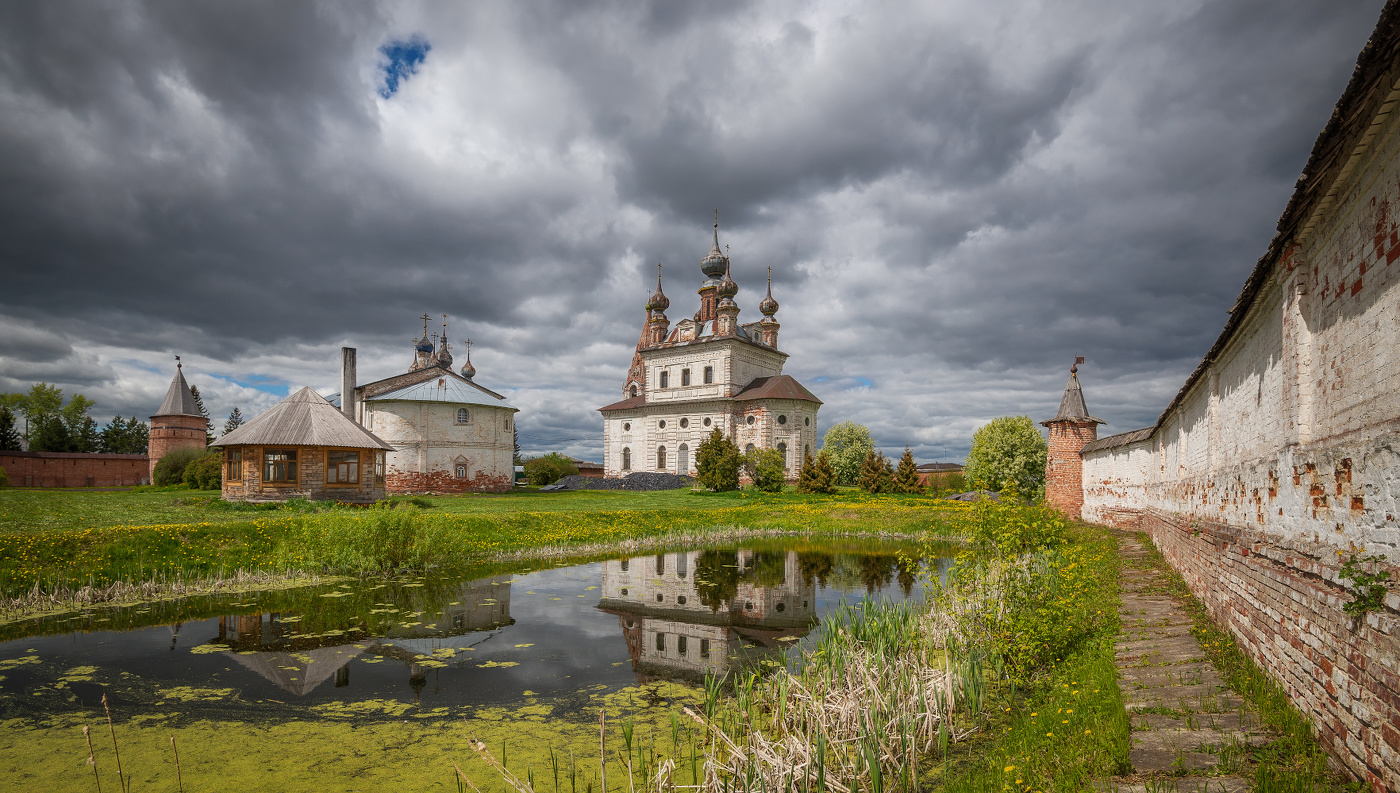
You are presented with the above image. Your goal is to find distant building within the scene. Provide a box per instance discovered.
[330,317,520,494]
[569,457,605,478]
[599,221,821,478]
[915,462,964,488]
[147,360,207,480]
[212,386,393,503]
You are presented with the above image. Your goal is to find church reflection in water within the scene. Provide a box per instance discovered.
[213,575,514,697]
[598,550,822,683]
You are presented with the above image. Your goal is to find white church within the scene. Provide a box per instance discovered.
[598,221,821,478]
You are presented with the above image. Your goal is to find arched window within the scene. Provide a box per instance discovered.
[621,447,631,470]
[657,446,667,469]
[777,442,788,469]
[630,385,638,397]
[456,408,470,424]
[678,443,689,474]
[455,465,467,478]
[745,443,756,456]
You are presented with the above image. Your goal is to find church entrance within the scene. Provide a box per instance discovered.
[677,443,689,475]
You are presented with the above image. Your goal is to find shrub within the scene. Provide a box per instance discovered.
[695,429,742,492]
[182,452,223,490]
[821,421,875,486]
[928,470,967,494]
[522,453,578,485]
[964,415,1048,498]
[892,446,922,494]
[747,447,786,493]
[809,450,837,493]
[152,446,208,486]
[796,448,818,493]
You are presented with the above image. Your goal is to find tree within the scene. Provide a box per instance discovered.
[964,415,1049,497]
[513,426,522,466]
[28,414,75,452]
[857,449,893,494]
[796,447,818,493]
[223,407,245,436]
[821,421,876,486]
[0,408,21,451]
[522,453,578,485]
[188,385,214,444]
[99,416,149,454]
[893,446,922,494]
[695,428,742,492]
[810,450,837,494]
[746,447,786,493]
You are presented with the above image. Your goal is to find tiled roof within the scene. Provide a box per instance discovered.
[364,374,517,410]
[598,394,647,412]
[211,387,394,450]
[733,375,822,404]
[154,368,202,417]
[1080,427,1154,454]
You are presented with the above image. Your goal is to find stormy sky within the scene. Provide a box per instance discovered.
[0,0,1385,461]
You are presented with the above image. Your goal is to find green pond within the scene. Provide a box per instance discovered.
[0,537,951,792]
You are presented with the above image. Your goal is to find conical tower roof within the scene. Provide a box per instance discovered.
[211,387,394,449]
[154,364,202,418]
[1042,367,1104,426]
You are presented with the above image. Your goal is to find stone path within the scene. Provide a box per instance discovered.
[1108,535,1265,792]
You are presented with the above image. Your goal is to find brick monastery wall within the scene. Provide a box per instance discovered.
[0,451,149,487]
[1077,42,1400,790]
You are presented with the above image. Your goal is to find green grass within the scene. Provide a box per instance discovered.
[0,487,973,603]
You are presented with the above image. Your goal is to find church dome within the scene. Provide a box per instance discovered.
[701,218,727,278]
[416,337,434,354]
[460,357,476,379]
[646,264,670,311]
[759,267,779,316]
[717,266,738,299]
[436,345,454,369]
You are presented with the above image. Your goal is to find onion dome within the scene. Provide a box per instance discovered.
[434,316,454,368]
[759,266,779,316]
[460,338,476,380]
[416,336,434,355]
[701,216,727,279]
[646,264,670,311]
[717,252,738,299]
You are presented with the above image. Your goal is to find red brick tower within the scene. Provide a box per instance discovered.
[147,359,208,481]
[1040,358,1103,519]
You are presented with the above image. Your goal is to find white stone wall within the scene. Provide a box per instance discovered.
[1082,99,1400,556]
[363,400,516,489]
[602,399,818,477]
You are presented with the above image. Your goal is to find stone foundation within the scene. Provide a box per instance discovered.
[385,469,512,494]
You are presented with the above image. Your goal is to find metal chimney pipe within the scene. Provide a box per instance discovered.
[341,347,357,422]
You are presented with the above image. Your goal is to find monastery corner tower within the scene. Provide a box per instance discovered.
[1040,359,1103,519]
[599,218,821,478]
[147,359,208,481]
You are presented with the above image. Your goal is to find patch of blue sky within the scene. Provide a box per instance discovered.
[208,373,288,398]
[378,35,430,99]
[812,375,874,390]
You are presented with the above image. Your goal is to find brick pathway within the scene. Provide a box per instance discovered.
[1108,535,1265,792]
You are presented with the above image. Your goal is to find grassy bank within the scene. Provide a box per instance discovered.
[0,488,970,616]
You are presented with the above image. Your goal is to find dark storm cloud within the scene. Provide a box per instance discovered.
[0,0,1386,460]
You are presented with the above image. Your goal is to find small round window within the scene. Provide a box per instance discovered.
[623,422,631,431]
[746,415,755,425]
[777,415,787,425]
[703,417,711,426]
[659,419,667,429]
[680,418,689,428]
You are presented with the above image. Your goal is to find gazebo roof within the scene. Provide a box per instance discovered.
[211,387,393,450]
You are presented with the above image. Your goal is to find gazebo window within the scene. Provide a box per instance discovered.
[264,450,297,484]
[327,450,360,484]
[375,452,385,484]
[226,449,242,481]
[456,408,471,424]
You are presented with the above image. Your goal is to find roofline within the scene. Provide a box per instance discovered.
[357,364,508,401]
[638,334,788,359]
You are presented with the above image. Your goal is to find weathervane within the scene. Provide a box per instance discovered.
[1071,356,1085,374]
